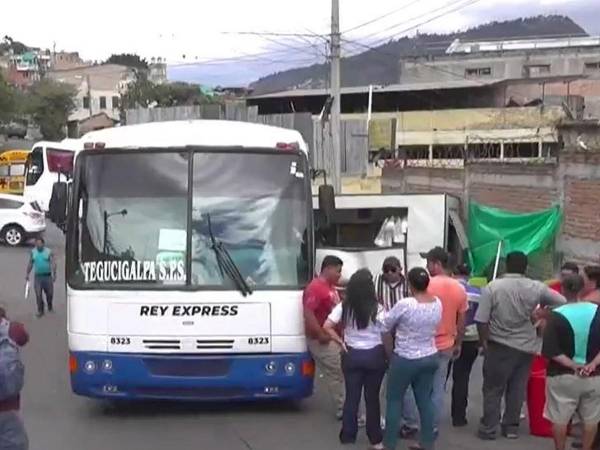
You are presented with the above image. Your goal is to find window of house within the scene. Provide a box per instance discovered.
[99,96,107,109]
[584,62,600,72]
[112,96,120,109]
[465,67,491,77]
[525,64,551,76]
[83,96,90,109]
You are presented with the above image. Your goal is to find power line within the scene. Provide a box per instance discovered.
[253,34,328,59]
[358,0,484,47]
[341,0,422,34]
[222,31,328,40]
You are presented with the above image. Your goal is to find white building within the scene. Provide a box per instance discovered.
[47,64,136,123]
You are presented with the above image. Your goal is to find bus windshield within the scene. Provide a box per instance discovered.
[68,149,310,290]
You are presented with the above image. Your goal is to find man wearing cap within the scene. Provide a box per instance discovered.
[402,247,468,436]
[374,256,406,429]
[375,256,407,312]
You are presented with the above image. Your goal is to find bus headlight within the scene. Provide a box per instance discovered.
[102,360,113,372]
[284,362,296,376]
[83,361,96,374]
[265,361,277,375]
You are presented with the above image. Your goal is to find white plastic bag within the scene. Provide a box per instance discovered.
[374,217,394,248]
[24,281,30,299]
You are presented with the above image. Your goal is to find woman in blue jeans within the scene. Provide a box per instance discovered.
[324,269,387,449]
[381,267,442,450]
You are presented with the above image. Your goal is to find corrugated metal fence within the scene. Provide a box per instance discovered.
[125,104,369,175]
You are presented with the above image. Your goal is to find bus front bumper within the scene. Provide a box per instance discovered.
[69,351,315,401]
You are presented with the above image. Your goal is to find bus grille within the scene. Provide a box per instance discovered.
[143,339,181,350]
[133,386,246,399]
[196,339,234,350]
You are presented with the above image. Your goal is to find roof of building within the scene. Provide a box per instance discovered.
[248,78,506,99]
[446,35,600,54]
[48,64,133,91]
[248,74,587,101]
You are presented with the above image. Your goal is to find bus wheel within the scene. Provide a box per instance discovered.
[3,225,24,246]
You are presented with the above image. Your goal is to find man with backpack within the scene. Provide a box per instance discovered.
[0,305,29,450]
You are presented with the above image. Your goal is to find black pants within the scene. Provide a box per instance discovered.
[479,341,533,437]
[34,275,53,314]
[340,345,387,445]
[451,340,479,424]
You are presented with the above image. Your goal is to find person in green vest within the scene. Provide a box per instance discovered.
[25,237,57,318]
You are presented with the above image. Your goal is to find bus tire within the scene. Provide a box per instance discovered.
[2,224,24,246]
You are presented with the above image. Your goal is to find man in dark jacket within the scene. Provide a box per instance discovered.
[0,305,29,450]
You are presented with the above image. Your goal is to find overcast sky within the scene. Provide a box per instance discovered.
[1,0,597,85]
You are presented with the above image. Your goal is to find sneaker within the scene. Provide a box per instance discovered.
[408,445,426,450]
[358,415,366,428]
[572,440,583,449]
[502,430,519,440]
[477,431,497,441]
[368,444,386,450]
[398,425,419,440]
[35,312,44,318]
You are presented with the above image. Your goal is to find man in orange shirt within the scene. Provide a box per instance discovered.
[421,247,468,431]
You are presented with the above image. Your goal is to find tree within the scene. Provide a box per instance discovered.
[26,80,76,140]
[0,72,16,122]
[0,35,28,56]
[121,77,217,110]
[105,53,148,70]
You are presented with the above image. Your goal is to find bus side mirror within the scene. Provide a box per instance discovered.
[48,182,69,232]
[318,184,335,228]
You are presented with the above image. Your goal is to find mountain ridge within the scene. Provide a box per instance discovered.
[250,15,587,95]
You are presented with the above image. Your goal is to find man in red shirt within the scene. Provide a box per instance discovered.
[0,305,29,450]
[304,255,344,418]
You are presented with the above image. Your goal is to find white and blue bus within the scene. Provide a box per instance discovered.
[58,120,315,401]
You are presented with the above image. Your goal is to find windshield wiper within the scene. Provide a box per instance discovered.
[205,213,252,297]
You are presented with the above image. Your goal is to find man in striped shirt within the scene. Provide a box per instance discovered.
[375,256,408,430]
[375,256,407,311]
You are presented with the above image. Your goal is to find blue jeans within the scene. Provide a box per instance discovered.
[340,345,387,445]
[402,349,452,431]
[384,353,439,450]
[0,412,28,450]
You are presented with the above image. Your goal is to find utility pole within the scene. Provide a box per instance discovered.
[329,0,342,193]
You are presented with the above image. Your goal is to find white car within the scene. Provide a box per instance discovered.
[0,193,46,246]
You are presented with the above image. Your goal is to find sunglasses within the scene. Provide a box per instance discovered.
[383,266,399,274]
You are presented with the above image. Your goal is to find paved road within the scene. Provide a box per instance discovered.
[1,225,557,450]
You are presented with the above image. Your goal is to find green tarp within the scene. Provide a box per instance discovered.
[468,201,562,276]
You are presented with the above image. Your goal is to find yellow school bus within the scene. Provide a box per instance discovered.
[0,149,31,195]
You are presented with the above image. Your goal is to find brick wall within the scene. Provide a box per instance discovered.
[470,184,556,212]
[380,123,600,266]
[564,178,600,241]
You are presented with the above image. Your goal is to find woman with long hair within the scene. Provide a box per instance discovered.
[382,267,442,450]
[324,269,387,450]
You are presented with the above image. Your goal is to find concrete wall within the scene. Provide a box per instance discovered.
[400,48,600,84]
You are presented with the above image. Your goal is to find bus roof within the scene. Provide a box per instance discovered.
[0,149,30,163]
[31,140,82,152]
[80,120,308,153]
